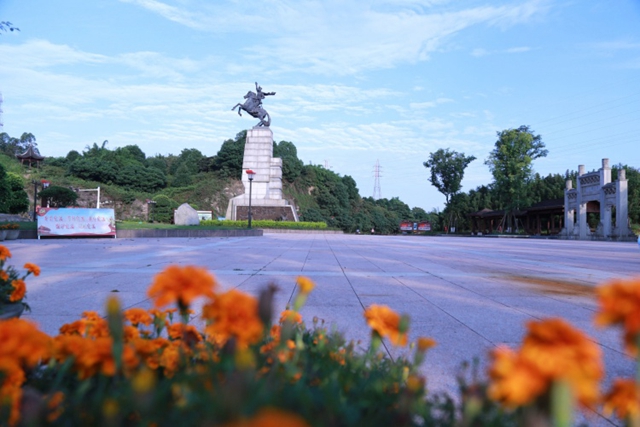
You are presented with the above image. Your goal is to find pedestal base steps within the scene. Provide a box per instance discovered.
[236,205,297,222]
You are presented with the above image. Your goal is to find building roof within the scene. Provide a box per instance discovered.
[16,144,44,162]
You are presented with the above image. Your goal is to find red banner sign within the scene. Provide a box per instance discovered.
[37,207,116,237]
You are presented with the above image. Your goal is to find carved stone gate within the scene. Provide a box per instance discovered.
[560,158,634,241]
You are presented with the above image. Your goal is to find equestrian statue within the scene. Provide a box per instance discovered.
[231,82,276,127]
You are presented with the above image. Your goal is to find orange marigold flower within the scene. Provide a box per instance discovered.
[488,345,547,407]
[595,277,640,356]
[488,318,603,409]
[0,245,11,261]
[603,378,640,420]
[59,312,109,338]
[9,279,26,302]
[279,310,302,324]
[0,358,25,426]
[147,265,217,309]
[203,289,264,349]
[52,335,139,379]
[167,323,202,342]
[521,318,602,407]
[130,337,169,370]
[416,337,437,352]
[364,304,408,346]
[46,391,65,422]
[124,308,153,326]
[0,270,8,281]
[0,318,51,367]
[124,325,140,341]
[224,407,310,427]
[158,342,181,377]
[23,262,40,277]
[296,276,315,294]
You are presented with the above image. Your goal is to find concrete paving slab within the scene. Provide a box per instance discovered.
[3,234,640,426]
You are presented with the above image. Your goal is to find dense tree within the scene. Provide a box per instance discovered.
[4,172,29,213]
[66,141,166,192]
[38,186,78,207]
[423,148,476,205]
[613,165,640,225]
[209,131,246,179]
[170,148,204,176]
[0,132,38,157]
[0,164,29,213]
[485,125,547,231]
[274,141,304,182]
[528,173,566,204]
[172,163,193,187]
[152,194,179,223]
[424,148,476,231]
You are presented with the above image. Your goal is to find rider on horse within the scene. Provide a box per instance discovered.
[232,82,276,127]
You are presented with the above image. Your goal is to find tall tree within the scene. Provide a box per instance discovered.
[485,125,547,231]
[423,148,476,232]
[423,148,476,205]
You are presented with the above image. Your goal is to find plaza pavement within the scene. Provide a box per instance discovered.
[4,234,640,425]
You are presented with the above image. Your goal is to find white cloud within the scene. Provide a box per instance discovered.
[472,45,532,57]
[0,39,107,68]
[118,0,548,75]
[472,48,489,57]
[505,46,531,53]
[588,39,640,51]
[118,0,208,30]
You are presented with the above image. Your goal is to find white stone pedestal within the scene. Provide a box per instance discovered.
[225,127,298,222]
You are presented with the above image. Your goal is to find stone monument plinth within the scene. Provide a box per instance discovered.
[225,127,298,222]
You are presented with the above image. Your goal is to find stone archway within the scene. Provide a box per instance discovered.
[561,159,635,241]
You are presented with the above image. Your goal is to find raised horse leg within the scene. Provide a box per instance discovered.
[231,103,244,116]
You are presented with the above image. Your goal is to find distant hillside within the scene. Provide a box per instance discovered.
[1,131,436,233]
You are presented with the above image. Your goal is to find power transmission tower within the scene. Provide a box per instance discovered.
[372,159,382,199]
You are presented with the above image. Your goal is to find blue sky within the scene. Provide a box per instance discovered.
[1,0,639,211]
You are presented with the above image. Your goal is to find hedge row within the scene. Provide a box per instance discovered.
[200,220,327,229]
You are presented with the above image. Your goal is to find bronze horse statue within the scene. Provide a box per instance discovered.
[231,82,276,127]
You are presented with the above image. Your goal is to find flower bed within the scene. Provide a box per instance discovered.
[0,244,639,426]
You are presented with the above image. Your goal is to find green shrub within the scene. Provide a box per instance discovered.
[38,186,78,208]
[200,220,328,229]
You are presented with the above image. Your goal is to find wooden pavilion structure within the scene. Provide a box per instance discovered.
[469,198,591,236]
[16,144,44,167]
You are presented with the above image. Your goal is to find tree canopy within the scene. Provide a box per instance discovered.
[485,125,548,213]
[38,186,78,208]
[0,132,38,157]
[0,164,29,214]
[423,148,476,205]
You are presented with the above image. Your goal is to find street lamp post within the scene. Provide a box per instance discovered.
[31,180,49,221]
[246,169,255,229]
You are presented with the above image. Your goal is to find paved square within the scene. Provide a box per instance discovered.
[5,234,640,425]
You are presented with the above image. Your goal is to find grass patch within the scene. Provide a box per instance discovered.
[116,221,234,230]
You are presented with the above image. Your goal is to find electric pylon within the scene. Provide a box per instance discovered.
[373,159,382,200]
